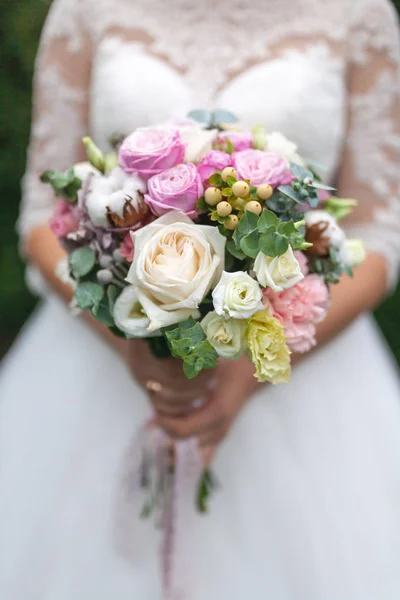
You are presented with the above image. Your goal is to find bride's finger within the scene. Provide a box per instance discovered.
[155,396,221,439]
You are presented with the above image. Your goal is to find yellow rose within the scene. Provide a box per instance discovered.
[246,308,291,384]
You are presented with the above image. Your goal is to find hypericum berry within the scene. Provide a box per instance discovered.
[224,214,239,230]
[232,180,250,198]
[256,184,273,200]
[245,200,262,216]
[216,201,233,217]
[233,197,246,210]
[97,269,114,285]
[205,187,222,206]
[221,167,237,182]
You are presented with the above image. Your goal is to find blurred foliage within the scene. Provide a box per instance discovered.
[0,0,399,364]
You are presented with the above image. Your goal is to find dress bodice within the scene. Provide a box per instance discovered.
[18,0,400,290]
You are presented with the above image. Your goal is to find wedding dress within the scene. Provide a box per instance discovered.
[1,0,400,598]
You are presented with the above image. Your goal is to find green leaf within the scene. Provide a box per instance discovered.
[226,176,237,187]
[82,137,105,173]
[232,210,258,250]
[75,282,104,311]
[257,209,279,233]
[147,336,171,359]
[40,169,82,202]
[69,247,96,277]
[187,109,212,126]
[278,185,303,204]
[252,124,267,150]
[290,162,314,182]
[92,300,115,327]
[259,232,289,257]
[277,220,296,236]
[310,181,336,191]
[274,234,289,256]
[223,138,235,154]
[213,109,238,124]
[107,284,118,313]
[196,196,208,211]
[221,187,233,197]
[240,230,260,258]
[208,173,223,187]
[226,239,246,260]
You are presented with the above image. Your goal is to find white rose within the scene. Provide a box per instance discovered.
[341,238,366,267]
[305,210,345,249]
[178,126,218,163]
[113,285,158,338]
[86,167,146,228]
[126,210,226,331]
[254,246,304,292]
[265,132,304,168]
[201,311,246,359]
[212,270,263,319]
[72,161,101,182]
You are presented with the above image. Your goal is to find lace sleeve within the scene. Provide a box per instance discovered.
[338,0,400,290]
[18,0,91,247]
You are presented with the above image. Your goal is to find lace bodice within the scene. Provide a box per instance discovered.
[19,0,400,290]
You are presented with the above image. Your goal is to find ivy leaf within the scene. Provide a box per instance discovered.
[163,317,218,379]
[278,185,303,204]
[187,109,212,126]
[289,162,314,182]
[75,282,104,311]
[240,230,260,258]
[226,239,246,260]
[69,247,96,277]
[257,209,279,233]
[208,173,223,187]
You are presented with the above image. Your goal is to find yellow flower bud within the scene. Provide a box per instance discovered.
[221,167,238,182]
[216,201,233,217]
[205,187,222,206]
[256,184,273,201]
[232,180,250,198]
[245,201,262,216]
[224,214,239,230]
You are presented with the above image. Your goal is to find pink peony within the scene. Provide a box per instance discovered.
[294,251,309,276]
[217,131,253,152]
[197,150,233,182]
[119,128,186,178]
[233,149,293,187]
[120,232,134,262]
[264,274,329,353]
[144,163,203,217]
[49,199,80,239]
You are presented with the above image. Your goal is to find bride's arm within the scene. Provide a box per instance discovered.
[156,0,400,450]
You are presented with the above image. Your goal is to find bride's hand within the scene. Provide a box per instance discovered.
[125,339,215,417]
[155,355,261,462]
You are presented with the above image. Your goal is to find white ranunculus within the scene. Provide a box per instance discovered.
[178,126,218,163]
[86,167,147,228]
[201,311,246,359]
[341,238,366,267]
[212,270,263,319]
[265,132,304,168]
[126,211,226,331]
[254,246,304,292]
[113,285,158,338]
[305,210,345,249]
[72,161,101,182]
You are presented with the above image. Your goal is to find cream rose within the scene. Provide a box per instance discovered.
[178,126,219,163]
[254,246,304,292]
[212,271,263,319]
[126,211,226,331]
[264,132,304,168]
[113,285,157,338]
[201,311,246,359]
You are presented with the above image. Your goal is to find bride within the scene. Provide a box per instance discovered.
[1,0,400,598]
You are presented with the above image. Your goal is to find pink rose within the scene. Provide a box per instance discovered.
[49,200,80,239]
[120,232,134,262]
[294,251,309,276]
[217,131,253,152]
[119,128,186,178]
[264,274,329,353]
[233,149,293,187]
[145,163,204,217]
[197,151,233,182]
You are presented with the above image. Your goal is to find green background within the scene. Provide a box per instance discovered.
[0,0,399,362]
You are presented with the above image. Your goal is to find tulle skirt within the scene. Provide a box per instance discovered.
[1,295,400,599]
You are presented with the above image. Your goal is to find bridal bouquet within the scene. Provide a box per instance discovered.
[43,111,364,384]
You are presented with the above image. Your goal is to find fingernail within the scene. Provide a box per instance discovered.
[191,398,205,409]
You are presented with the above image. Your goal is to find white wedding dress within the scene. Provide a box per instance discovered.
[1,0,400,598]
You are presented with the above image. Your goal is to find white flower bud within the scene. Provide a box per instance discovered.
[99,254,113,269]
[97,269,114,285]
[212,270,264,319]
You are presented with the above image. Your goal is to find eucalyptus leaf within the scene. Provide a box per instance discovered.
[107,284,118,313]
[232,210,258,250]
[69,247,96,277]
[274,234,289,256]
[75,282,104,311]
[310,181,336,191]
[213,109,238,124]
[289,162,314,182]
[259,233,277,257]
[278,185,303,204]
[226,239,246,260]
[257,209,279,233]
[187,109,212,126]
[92,300,115,327]
[240,231,260,258]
